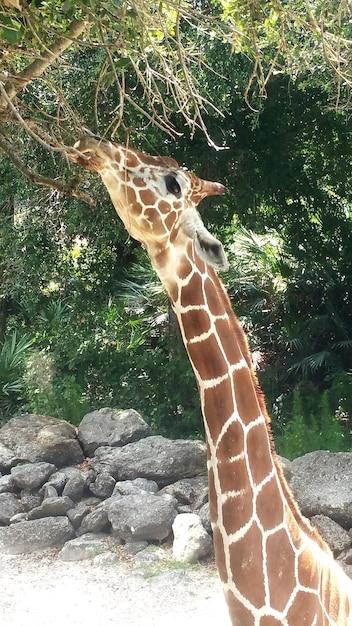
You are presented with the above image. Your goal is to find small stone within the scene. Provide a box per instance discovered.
[67,499,100,529]
[113,478,159,496]
[62,475,85,502]
[42,485,58,499]
[198,502,211,535]
[177,505,193,514]
[27,496,74,520]
[0,475,16,494]
[134,547,166,565]
[0,493,23,525]
[78,507,110,535]
[10,512,27,524]
[172,513,213,563]
[11,462,56,491]
[42,472,67,495]
[58,534,111,561]
[124,541,148,555]
[20,491,42,512]
[89,473,116,499]
[93,552,119,566]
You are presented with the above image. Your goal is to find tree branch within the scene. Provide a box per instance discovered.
[0,133,96,207]
[0,19,88,110]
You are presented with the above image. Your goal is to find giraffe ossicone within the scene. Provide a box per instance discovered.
[73,137,352,626]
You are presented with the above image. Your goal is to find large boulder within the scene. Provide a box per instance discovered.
[27,496,74,520]
[78,408,152,456]
[289,451,352,528]
[58,534,112,561]
[159,476,208,510]
[108,492,177,541]
[0,516,74,554]
[92,436,207,486]
[310,515,352,556]
[0,493,23,525]
[11,462,56,490]
[172,513,213,563]
[0,415,84,469]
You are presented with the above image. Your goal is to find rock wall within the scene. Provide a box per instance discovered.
[0,408,351,572]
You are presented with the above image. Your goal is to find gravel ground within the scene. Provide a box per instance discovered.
[0,550,231,626]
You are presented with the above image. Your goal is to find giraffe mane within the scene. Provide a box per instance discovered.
[207,266,331,555]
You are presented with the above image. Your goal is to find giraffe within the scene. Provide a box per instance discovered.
[72,136,352,626]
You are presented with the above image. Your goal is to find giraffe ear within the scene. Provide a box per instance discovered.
[194,228,229,272]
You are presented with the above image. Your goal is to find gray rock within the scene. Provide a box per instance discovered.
[198,502,211,535]
[10,512,27,524]
[58,533,111,561]
[89,473,116,499]
[0,474,16,494]
[108,492,177,542]
[78,408,152,456]
[67,501,93,529]
[172,513,213,563]
[177,504,193,514]
[42,471,67,495]
[27,496,74,520]
[20,491,42,512]
[0,516,74,554]
[289,451,352,527]
[0,415,83,468]
[159,476,208,510]
[134,546,167,565]
[42,485,58,499]
[62,475,86,502]
[113,478,159,497]
[11,462,56,490]
[0,493,23,525]
[78,507,109,535]
[0,441,20,471]
[92,436,206,486]
[311,515,352,555]
[278,455,293,482]
[93,552,119,566]
[124,541,148,555]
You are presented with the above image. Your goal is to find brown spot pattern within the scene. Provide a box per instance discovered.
[266,529,296,612]
[212,527,228,582]
[215,318,243,365]
[222,489,253,535]
[260,617,284,626]
[132,177,146,188]
[203,377,234,441]
[255,476,284,530]
[286,590,320,625]
[164,211,177,230]
[158,200,170,213]
[208,467,217,524]
[216,419,244,463]
[187,334,227,380]
[226,592,255,626]
[233,368,262,426]
[204,277,226,316]
[298,547,320,589]
[177,258,193,280]
[246,423,273,486]
[180,272,204,307]
[181,309,210,342]
[217,455,251,496]
[139,189,156,205]
[230,522,265,609]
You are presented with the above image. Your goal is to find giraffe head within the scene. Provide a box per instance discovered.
[73,137,228,273]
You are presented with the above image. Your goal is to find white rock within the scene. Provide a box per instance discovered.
[172,513,212,563]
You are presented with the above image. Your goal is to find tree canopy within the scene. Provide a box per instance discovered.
[0,1,351,457]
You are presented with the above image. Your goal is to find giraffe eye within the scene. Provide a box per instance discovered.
[165,174,181,198]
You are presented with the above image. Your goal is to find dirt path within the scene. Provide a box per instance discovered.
[0,551,231,626]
